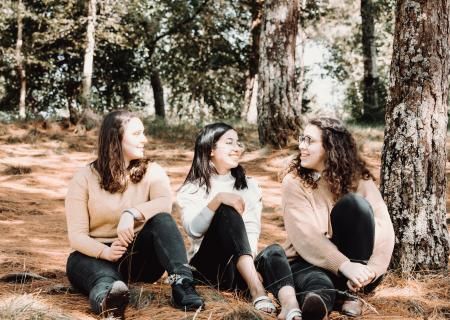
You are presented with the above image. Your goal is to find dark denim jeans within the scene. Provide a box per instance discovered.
[256,193,378,311]
[66,212,192,314]
[190,204,253,291]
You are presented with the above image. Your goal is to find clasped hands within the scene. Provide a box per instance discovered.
[100,211,135,262]
[339,260,376,292]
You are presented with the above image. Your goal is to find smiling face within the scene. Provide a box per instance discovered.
[211,129,244,174]
[121,117,147,166]
[299,124,326,173]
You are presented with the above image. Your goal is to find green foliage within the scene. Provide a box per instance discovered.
[319,1,394,123]
[0,0,251,120]
[158,1,250,119]
[343,77,388,124]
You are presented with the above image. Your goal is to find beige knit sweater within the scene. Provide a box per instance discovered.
[65,162,172,258]
[282,173,395,278]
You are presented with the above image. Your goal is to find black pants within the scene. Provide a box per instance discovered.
[256,193,379,312]
[190,204,252,291]
[66,212,192,313]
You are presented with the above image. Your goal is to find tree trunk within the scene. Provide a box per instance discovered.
[121,83,132,110]
[81,0,96,110]
[296,22,306,114]
[15,0,26,119]
[150,70,165,119]
[67,98,79,125]
[380,0,449,273]
[242,0,263,124]
[257,0,301,147]
[361,0,379,122]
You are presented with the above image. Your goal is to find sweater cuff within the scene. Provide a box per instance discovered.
[328,253,351,275]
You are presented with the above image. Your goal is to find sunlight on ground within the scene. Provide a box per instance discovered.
[0,122,448,320]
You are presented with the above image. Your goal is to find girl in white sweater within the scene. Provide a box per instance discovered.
[177,122,275,314]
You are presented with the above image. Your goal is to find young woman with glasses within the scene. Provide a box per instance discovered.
[177,122,281,314]
[65,111,203,319]
[255,117,395,320]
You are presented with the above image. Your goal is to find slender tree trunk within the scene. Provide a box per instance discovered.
[121,83,132,109]
[361,0,379,122]
[242,0,263,124]
[81,0,96,110]
[296,21,306,114]
[150,70,165,119]
[257,0,301,147]
[15,0,26,119]
[380,0,449,272]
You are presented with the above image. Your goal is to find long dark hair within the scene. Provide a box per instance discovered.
[182,122,247,193]
[289,117,374,200]
[91,110,149,193]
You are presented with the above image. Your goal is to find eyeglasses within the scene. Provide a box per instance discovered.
[216,140,245,150]
[298,135,312,147]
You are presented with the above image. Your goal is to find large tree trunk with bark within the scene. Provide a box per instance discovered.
[15,0,26,119]
[380,0,449,273]
[80,0,96,110]
[242,0,263,124]
[150,70,165,119]
[361,0,379,122]
[257,0,301,147]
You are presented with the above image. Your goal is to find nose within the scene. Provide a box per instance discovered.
[298,140,307,150]
[141,133,147,143]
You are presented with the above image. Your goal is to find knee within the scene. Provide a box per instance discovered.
[255,244,287,271]
[215,204,244,222]
[147,212,174,225]
[217,204,240,216]
[337,193,373,219]
[258,244,286,261]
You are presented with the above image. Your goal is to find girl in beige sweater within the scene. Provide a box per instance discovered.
[65,111,203,319]
[256,117,394,320]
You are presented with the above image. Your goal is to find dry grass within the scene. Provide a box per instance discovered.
[3,165,32,175]
[0,294,74,320]
[0,121,448,320]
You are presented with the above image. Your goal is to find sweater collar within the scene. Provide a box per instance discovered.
[211,172,234,182]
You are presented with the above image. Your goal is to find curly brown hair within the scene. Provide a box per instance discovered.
[289,117,374,200]
[91,110,149,193]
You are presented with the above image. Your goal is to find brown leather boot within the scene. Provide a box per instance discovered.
[341,297,363,317]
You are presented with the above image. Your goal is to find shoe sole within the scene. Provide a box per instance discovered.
[302,293,327,320]
[171,298,204,311]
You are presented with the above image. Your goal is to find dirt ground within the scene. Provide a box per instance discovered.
[0,122,449,320]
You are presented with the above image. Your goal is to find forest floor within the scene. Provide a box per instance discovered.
[0,120,449,320]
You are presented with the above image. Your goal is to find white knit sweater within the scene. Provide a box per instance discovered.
[177,173,262,260]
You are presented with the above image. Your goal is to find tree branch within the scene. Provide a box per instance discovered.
[150,0,210,47]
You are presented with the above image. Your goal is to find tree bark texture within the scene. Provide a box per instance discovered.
[257,0,301,147]
[15,0,26,119]
[380,0,449,272]
[150,70,165,119]
[361,0,379,122]
[81,0,96,110]
[242,0,263,124]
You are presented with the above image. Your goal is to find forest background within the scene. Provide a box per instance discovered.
[0,0,449,319]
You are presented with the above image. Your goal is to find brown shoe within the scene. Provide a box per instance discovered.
[341,298,363,317]
[302,293,328,320]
